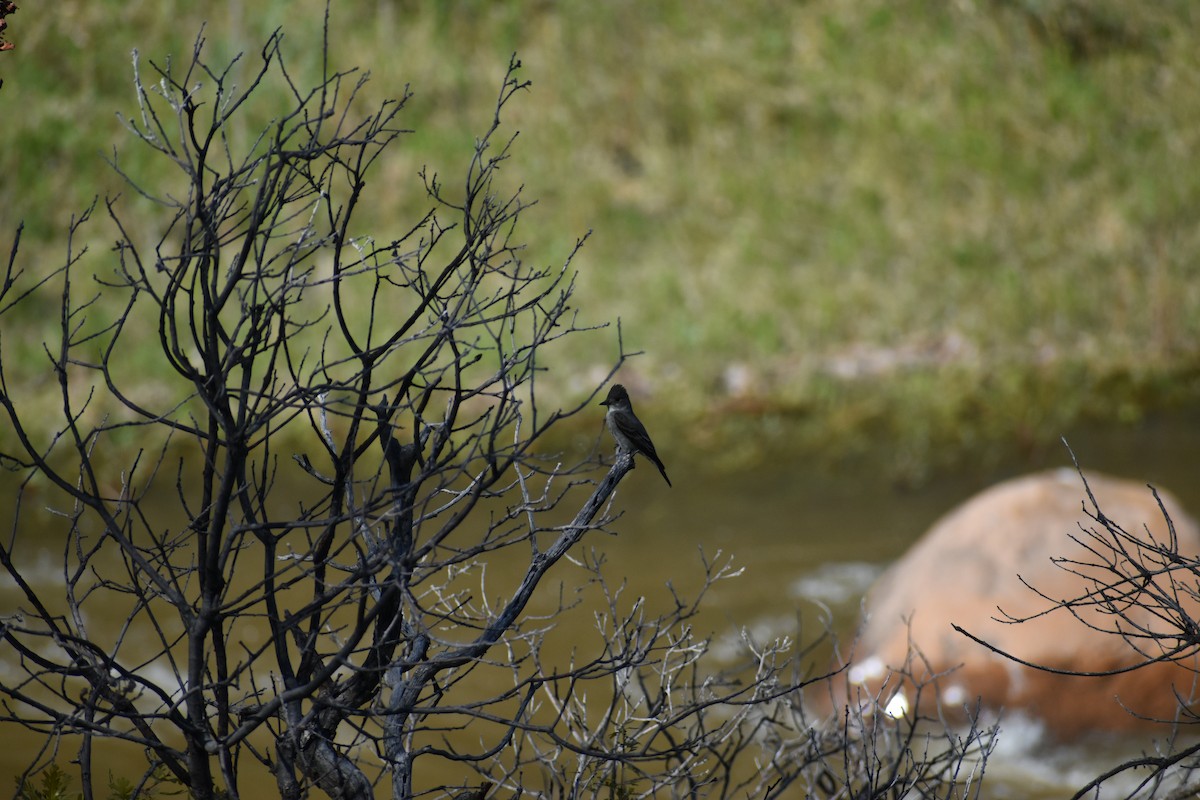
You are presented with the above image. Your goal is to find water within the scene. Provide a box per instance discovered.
[5,411,1200,796]
[593,410,1200,798]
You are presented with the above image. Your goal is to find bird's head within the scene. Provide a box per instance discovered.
[600,384,630,407]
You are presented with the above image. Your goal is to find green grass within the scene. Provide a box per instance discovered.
[3,0,1200,478]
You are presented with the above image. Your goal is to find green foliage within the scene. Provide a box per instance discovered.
[104,765,192,800]
[4,0,1200,475]
[15,766,81,800]
[104,776,137,800]
[17,763,212,800]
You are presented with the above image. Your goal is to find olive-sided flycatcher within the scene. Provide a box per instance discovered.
[600,384,672,487]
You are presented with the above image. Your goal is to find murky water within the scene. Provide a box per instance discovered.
[5,410,1200,796]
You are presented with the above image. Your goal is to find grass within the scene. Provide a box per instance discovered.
[3,0,1200,479]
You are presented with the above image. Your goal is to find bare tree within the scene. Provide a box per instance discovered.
[0,16,995,800]
[954,448,1200,799]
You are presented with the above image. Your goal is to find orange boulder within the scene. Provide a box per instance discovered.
[849,468,1200,738]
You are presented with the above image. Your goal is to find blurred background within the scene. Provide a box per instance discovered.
[4,0,1200,482]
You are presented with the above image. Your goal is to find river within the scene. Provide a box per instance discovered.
[4,410,1200,797]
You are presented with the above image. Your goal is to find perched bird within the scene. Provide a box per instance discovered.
[600,384,672,487]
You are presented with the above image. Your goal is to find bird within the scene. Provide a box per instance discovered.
[600,384,672,487]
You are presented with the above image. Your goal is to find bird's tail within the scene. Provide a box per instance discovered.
[656,462,673,488]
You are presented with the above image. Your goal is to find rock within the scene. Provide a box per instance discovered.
[848,468,1200,738]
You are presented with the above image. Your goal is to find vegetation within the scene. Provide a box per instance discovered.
[3,4,1200,799]
[0,16,998,800]
[3,1,1200,478]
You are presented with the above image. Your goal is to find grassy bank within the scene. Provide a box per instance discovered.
[3,0,1200,478]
